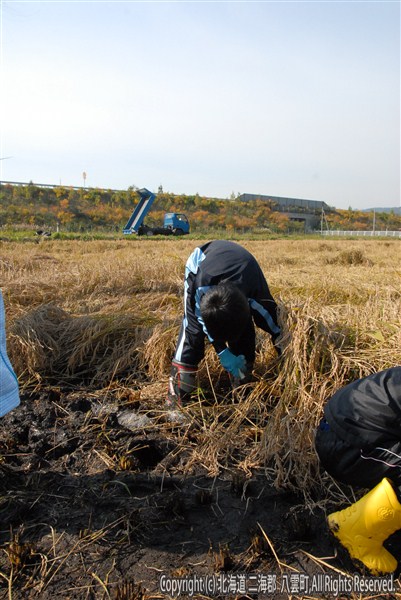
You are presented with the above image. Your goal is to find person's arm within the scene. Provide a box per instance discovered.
[0,291,20,417]
[248,267,282,353]
[249,297,280,338]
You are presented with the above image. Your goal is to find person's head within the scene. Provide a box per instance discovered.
[200,281,250,344]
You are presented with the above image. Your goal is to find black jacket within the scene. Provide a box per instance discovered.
[324,367,401,448]
[174,240,280,365]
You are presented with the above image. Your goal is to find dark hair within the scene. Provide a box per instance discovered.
[200,281,250,343]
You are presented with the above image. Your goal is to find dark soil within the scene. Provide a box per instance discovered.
[0,387,400,599]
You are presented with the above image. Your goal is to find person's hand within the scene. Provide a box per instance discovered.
[273,331,288,357]
[218,349,246,378]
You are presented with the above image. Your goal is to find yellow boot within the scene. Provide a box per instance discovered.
[328,477,401,574]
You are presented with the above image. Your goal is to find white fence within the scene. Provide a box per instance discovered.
[322,230,401,238]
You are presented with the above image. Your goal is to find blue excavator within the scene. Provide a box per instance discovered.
[123,188,190,236]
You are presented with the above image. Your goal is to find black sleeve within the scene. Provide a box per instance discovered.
[248,267,280,340]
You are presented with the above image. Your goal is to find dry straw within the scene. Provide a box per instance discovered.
[2,238,401,496]
[273,298,398,490]
[9,303,156,386]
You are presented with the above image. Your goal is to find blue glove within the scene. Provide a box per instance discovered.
[218,349,246,378]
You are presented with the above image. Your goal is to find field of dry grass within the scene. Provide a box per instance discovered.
[2,237,400,495]
[1,236,401,598]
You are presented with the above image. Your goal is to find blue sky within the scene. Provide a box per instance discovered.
[1,1,400,209]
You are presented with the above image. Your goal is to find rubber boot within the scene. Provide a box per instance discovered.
[166,360,197,409]
[328,477,401,574]
[165,361,197,424]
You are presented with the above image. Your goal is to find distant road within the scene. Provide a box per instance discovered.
[0,180,122,192]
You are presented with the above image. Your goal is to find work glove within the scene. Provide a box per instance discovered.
[218,349,246,379]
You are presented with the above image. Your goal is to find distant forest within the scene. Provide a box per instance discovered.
[1,182,400,234]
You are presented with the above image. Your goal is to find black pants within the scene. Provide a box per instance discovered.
[315,420,401,491]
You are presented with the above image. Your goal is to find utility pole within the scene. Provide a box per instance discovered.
[320,208,329,234]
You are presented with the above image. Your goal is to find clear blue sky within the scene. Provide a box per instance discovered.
[1,1,400,209]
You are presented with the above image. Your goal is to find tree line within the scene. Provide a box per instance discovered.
[0,182,400,234]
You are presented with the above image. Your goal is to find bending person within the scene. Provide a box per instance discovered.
[168,240,281,408]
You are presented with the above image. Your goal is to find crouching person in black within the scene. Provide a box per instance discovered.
[315,366,401,574]
[167,240,281,410]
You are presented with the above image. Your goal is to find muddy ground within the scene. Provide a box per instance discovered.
[0,386,400,599]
